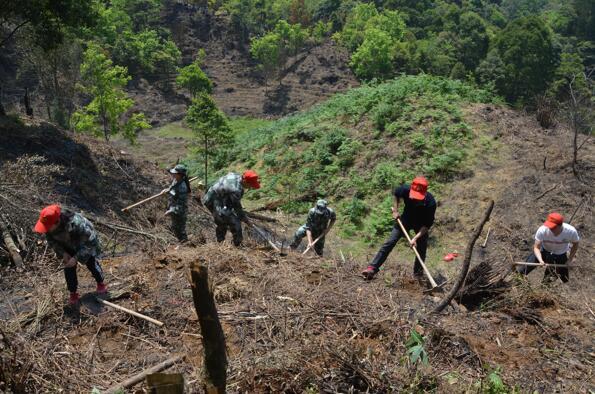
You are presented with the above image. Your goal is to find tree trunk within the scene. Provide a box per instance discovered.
[0,87,5,117]
[204,138,208,188]
[572,115,578,176]
[24,88,33,116]
[189,260,227,394]
[433,200,494,314]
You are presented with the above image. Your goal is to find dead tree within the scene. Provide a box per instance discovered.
[433,200,494,314]
[189,260,227,393]
[565,70,593,177]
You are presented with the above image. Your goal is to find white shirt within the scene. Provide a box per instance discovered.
[535,223,580,255]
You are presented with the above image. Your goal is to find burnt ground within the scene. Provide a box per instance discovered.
[0,107,594,393]
[132,3,359,124]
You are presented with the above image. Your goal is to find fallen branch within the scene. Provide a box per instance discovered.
[96,297,164,327]
[104,354,184,394]
[434,200,494,314]
[245,211,278,223]
[189,260,227,394]
[534,183,559,201]
[0,214,23,268]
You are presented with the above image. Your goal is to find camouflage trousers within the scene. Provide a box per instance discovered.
[170,213,187,242]
[215,214,243,246]
[290,225,325,256]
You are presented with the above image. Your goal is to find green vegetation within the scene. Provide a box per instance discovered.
[71,43,149,143]
[176,50,213,98]
[185,94,233,187]
[406,328,429,366]
[214,74,495,240]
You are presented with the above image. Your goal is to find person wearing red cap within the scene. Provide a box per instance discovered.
[34,205,107,305]
[362,176,437,280]
[202,170,260,246]
[517,212,580,283]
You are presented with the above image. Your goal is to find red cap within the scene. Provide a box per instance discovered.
[409,176,428,201]
[242,170,260,189]
[34,204,61,233]
[544,212,564,230]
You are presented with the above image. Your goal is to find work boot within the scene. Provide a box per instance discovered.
[68,292,80,305]
[96,282,108,294]
[361,266,377,280]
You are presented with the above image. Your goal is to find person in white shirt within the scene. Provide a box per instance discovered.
[517,212,580,283]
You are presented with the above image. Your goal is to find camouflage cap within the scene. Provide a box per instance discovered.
[169,164,187,174]
[316,199,328,209]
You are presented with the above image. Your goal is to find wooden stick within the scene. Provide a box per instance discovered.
[512,261,579,268]
[434,200,494,314]
[303,224,334,255]
[396,218,439,288]
[0,215,23,268]
[104,354,184,394]
[121,177,201,212]
[189,261,227,394]
[481,227,491,248]
[96,297,164,327]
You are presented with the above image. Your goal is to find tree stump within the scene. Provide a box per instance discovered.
[189,260,227,394]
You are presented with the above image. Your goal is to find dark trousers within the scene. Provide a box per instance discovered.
[170,213,187,242]
[215,215,243,246]
[516,250,569,283]
[64,257,104,293]
[370,223,427,275]
[290,226,325,256]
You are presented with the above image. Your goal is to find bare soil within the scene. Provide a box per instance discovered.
[0,105,593,393]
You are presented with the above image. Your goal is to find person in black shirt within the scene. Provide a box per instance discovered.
[362,176,437,280]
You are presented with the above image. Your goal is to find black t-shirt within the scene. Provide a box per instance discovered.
[394,184,437,230]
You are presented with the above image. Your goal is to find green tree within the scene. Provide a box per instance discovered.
[176,50,213,98]
[456,11,489,71]
[185,94,233,186]
[250,32,281,91]
[493,16,559,103]
[349,28,395,80]
[71,43,149,143]
[1,0,96,50]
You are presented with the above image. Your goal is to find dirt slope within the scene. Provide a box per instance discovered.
[0,108,594,393]
[158,3,358,119]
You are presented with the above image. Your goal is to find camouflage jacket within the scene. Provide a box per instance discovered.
[305,207,336,234]
[46,209,101,263]
[202,173,245,219]
[167,178,189,215]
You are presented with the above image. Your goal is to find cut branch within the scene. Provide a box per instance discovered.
[433,200,494,314]
[104,355,184,394]
[0,215,23,268]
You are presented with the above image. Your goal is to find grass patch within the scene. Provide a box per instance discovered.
[190,75,498,240]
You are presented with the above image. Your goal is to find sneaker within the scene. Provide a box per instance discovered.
[68,292,80,305]
[361,266,377,280]
[96,282,108,294]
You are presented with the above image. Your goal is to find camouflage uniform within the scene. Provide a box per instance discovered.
[166,177,189,242]
[202,172,245,246]
[290,200,336,256]
[45,209,104,293]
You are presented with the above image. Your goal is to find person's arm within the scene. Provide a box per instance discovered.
[306,229,314,246]
[567,241,579,263]
[533,240,545,265]
[392,195,401,220]
[411,203,436,247]
[71,216,99,264]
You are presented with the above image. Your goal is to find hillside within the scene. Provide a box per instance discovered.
[1,77,592,392]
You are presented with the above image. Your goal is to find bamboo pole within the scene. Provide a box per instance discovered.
[189,260,227,394]
[96,297,164,327]
[104,355,184,394]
